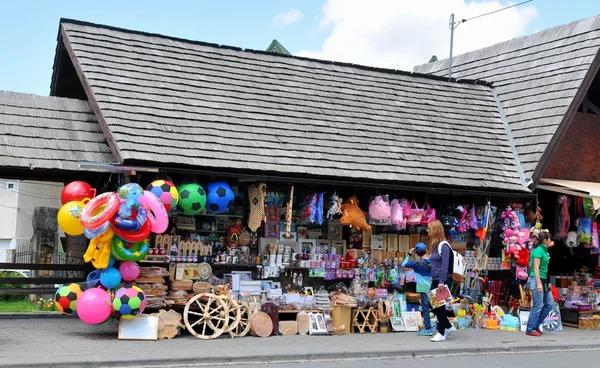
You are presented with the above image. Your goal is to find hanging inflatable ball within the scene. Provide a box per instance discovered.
[205,182,235,214]
[146,180,179,213]
[177,183,207,215]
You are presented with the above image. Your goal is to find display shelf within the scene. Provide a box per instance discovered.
[196,230,226,234]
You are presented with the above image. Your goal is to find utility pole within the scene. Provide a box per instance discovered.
[447,0,533,78]
[449,13,456,78]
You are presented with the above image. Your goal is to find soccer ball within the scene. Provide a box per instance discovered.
[54,283,83,315]
[177,183,207,215]
[147,180,179,213]
[113,285,147,320]
[206,182,235,214]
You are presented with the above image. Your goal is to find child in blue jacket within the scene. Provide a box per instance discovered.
[402,242,433,336]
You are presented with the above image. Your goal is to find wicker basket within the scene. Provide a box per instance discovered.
[193,282,212,295]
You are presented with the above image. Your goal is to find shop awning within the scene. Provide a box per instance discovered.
[538,178,600,198]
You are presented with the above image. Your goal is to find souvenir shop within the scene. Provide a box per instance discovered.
[55,169,597,340]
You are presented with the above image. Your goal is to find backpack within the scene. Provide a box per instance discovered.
[437,241,465,283]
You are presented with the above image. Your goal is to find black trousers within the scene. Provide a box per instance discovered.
[430,280,452,335]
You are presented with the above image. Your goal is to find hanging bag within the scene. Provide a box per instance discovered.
[421,202,437,225]
[406,200,424,226]
[391,199,405,230]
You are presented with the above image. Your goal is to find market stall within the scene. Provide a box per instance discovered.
[52,173,594,340]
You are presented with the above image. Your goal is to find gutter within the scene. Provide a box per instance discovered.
[491,88,531,190]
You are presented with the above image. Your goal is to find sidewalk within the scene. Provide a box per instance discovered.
[1,314,600,368]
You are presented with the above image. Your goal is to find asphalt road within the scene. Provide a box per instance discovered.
[166,350,600,368]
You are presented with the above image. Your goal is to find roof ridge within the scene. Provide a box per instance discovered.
[415,13,600,70]
[0,89,89,103]
[59,17,494,87]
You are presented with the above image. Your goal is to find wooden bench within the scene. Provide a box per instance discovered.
[0,262,89,295]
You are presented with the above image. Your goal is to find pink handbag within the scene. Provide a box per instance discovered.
[406,200,423,226]
[421,202,437,225]
[391,199,403,225]
[368,195,391,225]
[402,198,411,217]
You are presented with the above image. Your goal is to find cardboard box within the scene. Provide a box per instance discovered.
[371,234,386,251]
[387,234,399,252]
[409,234,420,248]
[362,230,372,249]
[399,235,410,253]
[373,250,384,264]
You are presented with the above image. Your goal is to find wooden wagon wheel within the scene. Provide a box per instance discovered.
[229,300,252,338]
[184,293,230,340]
[218,295,241,336]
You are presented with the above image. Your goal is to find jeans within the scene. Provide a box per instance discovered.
[420,292,432,330]
[430,280,452,334]
[526,277,555,333]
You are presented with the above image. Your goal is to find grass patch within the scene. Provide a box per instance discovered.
[0,299,38,313]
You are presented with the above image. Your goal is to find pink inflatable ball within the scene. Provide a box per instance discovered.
[119,261,140,282]
[76,287,113,325]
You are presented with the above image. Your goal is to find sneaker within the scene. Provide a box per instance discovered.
[417,329,433,336]
[536,328,543,335]
[444,326,457,337]
[526,331,542,337]
[430,333,446,342]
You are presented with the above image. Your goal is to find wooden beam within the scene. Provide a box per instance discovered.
[0,288,57,295]
[532,49,600,187]
[0,277,85,285]
[588,99,600,115]
[0,263,88,271]
[59,25,123,164]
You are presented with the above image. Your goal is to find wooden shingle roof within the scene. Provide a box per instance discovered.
[414,15,600,184]
[55,19,529,192]
[0,91,113,171]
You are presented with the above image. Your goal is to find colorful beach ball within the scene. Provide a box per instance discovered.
[54,283,83,315]
[113,285,147,320]
[147,180,179,213]
[177,183,206,215]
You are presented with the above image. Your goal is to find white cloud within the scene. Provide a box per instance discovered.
[296,0,538,71]
[270,9,304,28]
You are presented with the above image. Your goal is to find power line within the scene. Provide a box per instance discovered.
[448,0,534,77]
[461,0,533,24]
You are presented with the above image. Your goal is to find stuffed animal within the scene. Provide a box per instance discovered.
[456,206,469,233]
[340,196,372,231]
[516,247,529,267]
[327,193,342,219]
[500,206,514,231]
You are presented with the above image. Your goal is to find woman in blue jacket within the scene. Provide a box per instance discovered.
[428,219,456,342]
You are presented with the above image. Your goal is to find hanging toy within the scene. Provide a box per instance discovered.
[327,192,343,219]
[315,193,324,225]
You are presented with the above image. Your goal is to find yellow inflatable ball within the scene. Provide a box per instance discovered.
[57,201,86,236]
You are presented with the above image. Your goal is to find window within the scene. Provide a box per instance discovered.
[7,182,15,190]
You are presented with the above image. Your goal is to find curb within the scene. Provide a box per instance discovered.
[3,341,600,368]
[0,312,67,319]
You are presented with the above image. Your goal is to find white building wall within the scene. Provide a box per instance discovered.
[0,179,64,262]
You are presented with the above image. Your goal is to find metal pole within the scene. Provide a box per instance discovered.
[449,13,454,78]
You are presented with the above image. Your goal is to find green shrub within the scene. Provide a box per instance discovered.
[0,271,29,302]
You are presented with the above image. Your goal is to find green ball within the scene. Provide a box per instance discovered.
[177,183,207,215]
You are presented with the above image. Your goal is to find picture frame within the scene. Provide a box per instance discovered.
[331,239,346,256]
[258,237,278,254]
[308,312,327,335]
[401,312,420,332]
[299,239,316,254]
[390,316,406,332]
[327,219,343,239]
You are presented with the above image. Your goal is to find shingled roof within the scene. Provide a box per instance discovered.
[0,91,113,172]
[52,19,529,192]
[414,15,600,185]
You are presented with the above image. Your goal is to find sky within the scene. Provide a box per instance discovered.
[1,0,599,96]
